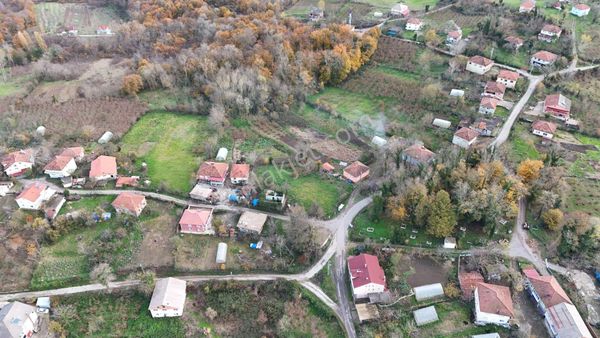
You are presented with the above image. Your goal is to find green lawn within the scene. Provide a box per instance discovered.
[0,72,31,97]
[137,89,194,111]
[485,47,529,69]
[120,111,210,194]
[59,195,114,215]
[308,87,392,121]
[495,106,510,119]
[256,166,352,218]
[509,122,540,163]
[567,134,600,177]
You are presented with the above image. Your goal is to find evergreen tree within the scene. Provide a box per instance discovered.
[426,190,456,238]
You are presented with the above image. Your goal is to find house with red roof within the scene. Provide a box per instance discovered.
[544,93,571,121]
[179,207,214,235]
[497,70,519,89]
[571,4,591,17]
[479,97,499,115]
[1,149,34,177]
[446,30,462,44]
[453,127,479,148]
[483,81,506,100]
[230,163,250,185]
[44,155,77,178]
[458,271,484,301]
[531,51,558,67]
[406,17,423,31]
[321,162,335,174]
[538,24,562,42]
[466,56,494,75]
[348,253,387,299]
[402,144,435,165]
[532,120,558,139]
[519,0,535,13]
[89,155,117,181]
[112,192,147,217]
[116,176,140,188]
[343,161,369,183]
[96,25,112,35]
[196,162,229,186]
[15,183,56,210]
[474,282,514,327]
[505,36,524,50]
[59,147,85,162]
[391,3,410,16]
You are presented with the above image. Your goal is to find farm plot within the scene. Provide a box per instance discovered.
[425,7,487,36]
[289,126,363,162]
[35,2,124,35]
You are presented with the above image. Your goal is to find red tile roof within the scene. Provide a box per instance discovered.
[344,161,369,178]
[498,70,520,82]
[44,155,73,171]
[545,93,571,111]
[480,97,499,109]
[459,271,484,300]
[407,17,422,25]
[448,30,461,39]
[348,254,387,289]
[532,120,557,134]
[469,55,494,67]
[505,36,524,46]
[532,50,558,62]
[455,127,480,142]
[179,207,212,226]
[404,144,435,163]
[476,282,515,317]
[17,183,47,202]
[230,163,250,180]
[542,24,562,34]
[575,4,590,10]
[115,176,139,188]
[485,81,506,95]
[520,0,535,9]
[111,192,146,214]
[322,162,335,171]
[60,147,84,159]
[196,162,229,180]
[524,268,572,308]
[1,149,34,168]
[89,155,117,178]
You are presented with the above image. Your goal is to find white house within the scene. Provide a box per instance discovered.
[531,50,558,67]
[149,277,187,318]
[1,149,34,177]
[446,30,462,44]
[89,155,117,181]
[466,56,494,75]
[44,155,77,178]
[0,301,39,338]
[474,283,514,328]
[519,0,535,13]
[479,97,499,115]
[348,253,387,299]
[531,120,557,139]
[0,181,14,197]
[230,163,250,185]
[96,25,112,35]
[15,183,55,210]
[538,24,562,42]
[406,17,423,31]
[571,4,591,17]
[453,127,479,148]
[497,70,519,89]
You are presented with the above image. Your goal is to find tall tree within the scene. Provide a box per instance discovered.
[426,190,456,237]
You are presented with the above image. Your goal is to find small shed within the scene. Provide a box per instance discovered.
[450,89,465,97]
[98,131,113,144]
[371,136,388,147]
[414,283,445,301]
[216,148,228,161]
[216,242,227,264]
[443,237,457,249]
[413,306,439,326]
[432,118,451,129]
[36,297,51,311]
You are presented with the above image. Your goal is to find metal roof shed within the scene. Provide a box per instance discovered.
[216,242,227,264]
[432,118,451,129]
[216,148,228,161]
[414,283,445,301]
[371,136,388,147]
[413,305,439,326]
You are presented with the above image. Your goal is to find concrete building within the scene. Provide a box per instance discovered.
[149,277,187,318]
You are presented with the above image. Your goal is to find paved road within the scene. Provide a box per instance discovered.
[507,198,549,274]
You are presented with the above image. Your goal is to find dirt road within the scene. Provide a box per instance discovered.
[507,198,548,274]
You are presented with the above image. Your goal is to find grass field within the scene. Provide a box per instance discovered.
[120,111,209,194]
[256,166,352,218]
[567,134,600,178]
[35,2,124,35]
[138,89,195,111]
[309,87,392,121]
[508,122,540,163]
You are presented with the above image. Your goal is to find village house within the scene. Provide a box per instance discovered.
[15,183,56,210]
[321,162,335,174]
[230,163,250,185]
[453,127,480,148]
[405,17,423,31]
[237,211,268,234]
[1,149,34,177]
[111,192,147,217]
[483,81,506,100]
[505,36,524,50]
[471,119,500,137]
[348,253,387,299]
[179,207,214,235]
[59,146,85,162]
[402,144,435,165]
[544,93,571,120]
[0,301,39,338]
[189,184,215,202]
[519,0,535,13]
[196,161,229,186]
[474,282,514,327]
[531,50,558,67]
[89,155,117,181]
[96,25,112,35]
[149,277,187,318]
[551,1,562,10]
[466,56,494,75]
[391,3,410,16]
[44,155,77,178]
[479,97,499,115]
[531,120,557,139]
[458,271,484,301]
[115,176,140,188]
[538,24,562,42]
[571,4,591,17]
[309,6,324,21]
[0,181,14,197]
[343,161,370,183]
[496,70,519,89]
[523,267,592,338]
[446,30,462,44]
